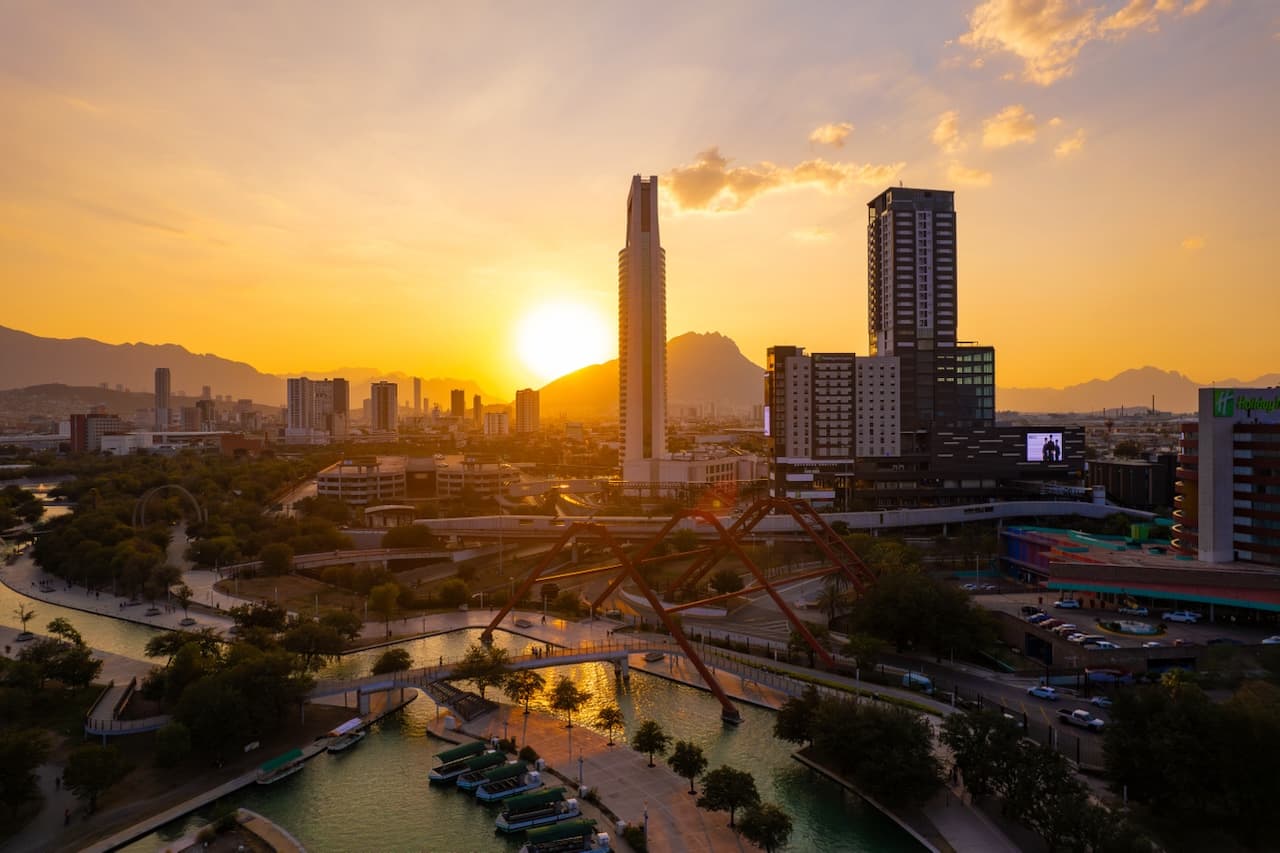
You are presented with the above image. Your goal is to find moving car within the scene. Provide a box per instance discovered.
[1142,641,1164,648]
[1028,613,1051,624]
[1162,610,1201,623]
[1118,605,1149,616]
[1263,636,1280,645]
[1057,708,1105,731]
[1054,599,1082,609]
[1027,685,1059,701]
[901,672,935,695]
[1089,696,1113,709]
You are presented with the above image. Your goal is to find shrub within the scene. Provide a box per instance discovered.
[622,823,648,853]
[497,737,517,753]
[518,745,539,763]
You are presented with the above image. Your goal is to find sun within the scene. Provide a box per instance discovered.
[516,302,613,384]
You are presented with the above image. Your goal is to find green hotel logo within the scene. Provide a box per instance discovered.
[1216,389,1280,418]
[1213,389,1235,417]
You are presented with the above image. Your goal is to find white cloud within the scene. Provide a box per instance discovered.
[982,104,1038,147]
[948,161,994,187]
[664,147,905,212]
[959,0,1216,85]
[1054,128,1087,157]
[808,122,854,148]
[932,111,965,153]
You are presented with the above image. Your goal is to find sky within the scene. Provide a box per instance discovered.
[2,1,1278,395]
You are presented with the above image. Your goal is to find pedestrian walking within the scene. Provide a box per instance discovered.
[64,808,71,826]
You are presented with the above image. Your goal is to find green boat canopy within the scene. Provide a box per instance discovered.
[482,761,527,782]
[259,748,303,773]
[464,751,508,771]
[435,741,486,762]
[526,818,596,843]
[502,787,566,813]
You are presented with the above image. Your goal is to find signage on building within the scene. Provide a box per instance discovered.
[1212,388,1280,423]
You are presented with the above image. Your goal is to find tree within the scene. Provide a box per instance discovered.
[816,579,847,623]
[46,616,85,647]
[18,636,102,689]
[839,632,887,670]
[738,802,793,853]
[773,685,822,746]
[505,670,547,715]
[550,676,590,728]
[709,568,744,596]
[999,744,1096,853]
[786,623,831,668]
[280,621,345,671]
[372,648,413,675]
[596,704,625,745]
[0,728,50,820]
[669,528,700,554]
[368,582,400,637]
[631,719,671,768]
[697,765,760,828]
[438,578,469,608]
[64,744,132,813]
[454,643,511,700]
[320,609,363,642]
[811,697,941,807]
[229,601,287,632]
[668,740,709,794]
[173,583,193,619]
[13,603,35,637]
[259,542,294,576]
[154,721,192,768]
[941,709,1023,799]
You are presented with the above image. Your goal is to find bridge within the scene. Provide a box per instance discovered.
[84,678,172,740]
[220,546,457,576]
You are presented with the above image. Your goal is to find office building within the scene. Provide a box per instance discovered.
[195,399,216,430]
[515,388,540,434]
[70,412,127,453]
[286,377,349,442]
[1173,388,1280,566]
[619,174,667,471]
[855,356,901,458]
[154,367,171,431]
[484,411,510,436]
[371,381,398,432]
[413,377,422,415]
[451,389,465,418]
[473,394,482,427]
[316,456,407,506]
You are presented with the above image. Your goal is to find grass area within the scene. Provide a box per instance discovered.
[215,574,366,619]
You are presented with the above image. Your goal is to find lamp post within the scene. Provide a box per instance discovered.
[578,754,584,786]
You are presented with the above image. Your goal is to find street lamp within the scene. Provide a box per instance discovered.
[473,591,485,610]
[578,755,584,785]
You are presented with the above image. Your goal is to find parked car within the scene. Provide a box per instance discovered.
[1142,641,1165,648]
[1066,633,1087,643]
[901,672,935,695]
[1090,640,1120,650]
[1163,610,1201,623]
[1052,624,1079,635]
[1021,605,1045,616]
[1028,613,1051,624]
[981,584,998,591]
[1118,605,1149,616]
[1039,619,1063,630]
[1089,696,1113,709]
[961,583,979,591]
[1027,685,1059,701]
[1078,635,1107,646]
[1054,599,1082,609]
[1263,636,1280,645]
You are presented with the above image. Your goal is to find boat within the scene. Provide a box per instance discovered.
[454,751,511,790]
[257,748,306,785]
[428,740,491,782]
[475,764,542,802]
[495,787,581,832]
[519,819,610,853]
[643,651,664,662]
[326,717,367,754]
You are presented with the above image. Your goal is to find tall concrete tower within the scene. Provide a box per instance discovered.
[618,175,666,469]
[154,367,171,430]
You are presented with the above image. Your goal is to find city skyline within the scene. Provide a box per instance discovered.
[2,2,1277,394]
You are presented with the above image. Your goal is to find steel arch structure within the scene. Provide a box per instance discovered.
[133,484,208,528]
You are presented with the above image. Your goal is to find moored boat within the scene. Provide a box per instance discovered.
[642,651,664,662]
[257,748,306,785]
[454,751,511,790]
[495,787,581,832]
[326,717,366,753]
[476,764,542,802]
[428,740,492,782]
[519,819,610,853]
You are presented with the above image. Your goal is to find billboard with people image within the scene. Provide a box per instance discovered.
[1027,432,1064,463]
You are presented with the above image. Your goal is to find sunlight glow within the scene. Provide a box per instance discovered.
[515,302,612,385]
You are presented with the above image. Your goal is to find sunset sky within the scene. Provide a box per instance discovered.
[2,1,1277,395]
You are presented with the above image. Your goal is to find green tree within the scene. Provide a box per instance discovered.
[64,743,132,813]
[229,601,287,632]
[454,643,511,700]
[46,616,85,647]
[372,648,413,675]
[998,744,1096,853]
[550,675,590,728]
[506,670,547,715]
[596,704,625,745]
[173,583,193,619]
[697,765,760,828]
[259,542,294,576]
[786,623,831,668]
[145,627,223,666]
[669,528,700,554]
[940,709,1023,799]
[368,582,400,637]
[0,728,50,821]
[709,568,744,596]
[280,621,345,671]
[154,721,192,768]
[839,632,887,670]
[18,636,102,689]
[381,524,440,548]
[668,740,709,794]
[13,603,35,637]
[816,579,847,623]
[773,685,822,747]
[738,802,793,853]
[438,578,469,608]
[319,609,363,642]
[811,697,941,807]
[631,719,671,768]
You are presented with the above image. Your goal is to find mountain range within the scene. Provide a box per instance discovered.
[2,324,1277,418]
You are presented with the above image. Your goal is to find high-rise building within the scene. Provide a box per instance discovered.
[195,399,216,430]
[473,394,482,427]
[70,411,127,453]
[200,385,212,400]
[371,381,398,432]
[515,388,540,433]
[413,377,422,415]
[484,411,510,436]
[286,377,349,441]
[855,356,901,458]
[619,174,667,468]
[154,367,171,430]
[451,389,465,418]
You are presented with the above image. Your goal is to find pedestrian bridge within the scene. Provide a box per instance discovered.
[221,545,455,577]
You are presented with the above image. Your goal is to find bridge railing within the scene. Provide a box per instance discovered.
[84,714,173,736]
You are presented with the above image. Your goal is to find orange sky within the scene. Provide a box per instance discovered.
[2,1,1278,395]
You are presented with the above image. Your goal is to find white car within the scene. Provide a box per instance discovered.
[1090,640,1120,650]
[1066,633,1088,643]
[1027,685,1059,701]
[1163,611,1201,623]
[1118,605,1149,616]
[1054,599,1082,609]
[1090,696,1113,709]
[1263,636,1280,645]
[1142,641,1165,648]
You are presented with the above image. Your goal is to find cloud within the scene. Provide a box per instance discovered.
[1181,236,1206,250]
[959,0,1215,85]
[982,104,1038,147]
[948,161,994,187]
[808,122,854,148]
[932,111,965,153]
[664,147,905,212]
[1049,116,1064,127]
[1054,128,1087,157]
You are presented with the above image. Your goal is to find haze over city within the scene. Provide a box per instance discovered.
[3,1,1278,394]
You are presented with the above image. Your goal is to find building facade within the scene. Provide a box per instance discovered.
[413,377,422,415]
[154,367,171,430]
[70,412,127,453]
[370,381,398,433]
[316,456,407,506]
[451,389,465,418]
[855,356,901,458]
[483,411,510,436]
[515,388,540,434]
[618,175,667,471]
[286,377,349,442]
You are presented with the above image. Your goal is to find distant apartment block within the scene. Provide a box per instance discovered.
[70,412,127,453]
[473,393,482,427]
[451,389,465,418]
[286,377,349,443]
[515,388,540,433]
[413,377,422,415]
[484,411,509,436]
[154,367,171,430]
[370,381,398,433]
[855,356,900,458]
